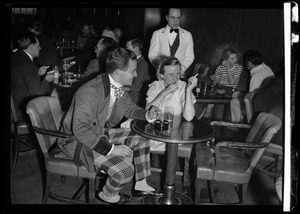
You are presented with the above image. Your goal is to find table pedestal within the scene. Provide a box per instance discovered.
[142,191,193,205]
[142,143,194,205]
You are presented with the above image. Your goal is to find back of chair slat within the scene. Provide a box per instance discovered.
[26,96,63,158]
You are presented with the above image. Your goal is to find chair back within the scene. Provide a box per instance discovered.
[245,112,282,171]
[244,92,255,123]
[26,96,64,158]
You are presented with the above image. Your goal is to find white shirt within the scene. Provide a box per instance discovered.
[105,75,123,155]
[23,50,33,61]
[167,25,179,46]
[249,63,275,92]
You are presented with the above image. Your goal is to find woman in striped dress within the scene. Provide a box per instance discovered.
[210,48,244,123]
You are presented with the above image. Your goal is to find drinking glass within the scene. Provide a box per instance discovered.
[163,106,174,129]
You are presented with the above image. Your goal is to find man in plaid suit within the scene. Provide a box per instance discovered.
[57,48,159,204]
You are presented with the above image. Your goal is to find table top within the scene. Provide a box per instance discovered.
[131,116,215,144]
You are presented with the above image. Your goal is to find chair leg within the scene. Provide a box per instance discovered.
[88,179,95,204]
[183,157,190,194]
[43,171,52,204]
[207,180,214,203]
[72,179,87,200]
[195,178,201,205]
[241,183,248,205]
[13,134,19,166]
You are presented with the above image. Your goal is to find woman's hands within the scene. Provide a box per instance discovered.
[186,75,198,91]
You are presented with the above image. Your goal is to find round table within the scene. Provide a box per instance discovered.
[131,116,215,205]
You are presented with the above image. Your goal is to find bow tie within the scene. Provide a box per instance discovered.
[111,84,125,98]
[170,28,179,33]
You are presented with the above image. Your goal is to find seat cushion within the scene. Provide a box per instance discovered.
[214,147,251,183]
[196,145,251,183]
[45,157,96,179]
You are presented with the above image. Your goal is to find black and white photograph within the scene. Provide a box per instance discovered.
[3,1,298,213]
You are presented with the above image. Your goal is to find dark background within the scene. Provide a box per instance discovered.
[10,4,284,77]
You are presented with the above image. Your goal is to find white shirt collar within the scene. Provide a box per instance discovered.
[108,74,123,87]
[23,50,33,61]
[250,63,266,76]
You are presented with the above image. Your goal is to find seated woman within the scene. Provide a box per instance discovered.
[210,48,243,122]
[145,56,198,151]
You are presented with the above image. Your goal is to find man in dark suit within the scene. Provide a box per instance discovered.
[11,31,54,121]
[56,48,160,204]
[125,39,150,107]
[28,19,60,68]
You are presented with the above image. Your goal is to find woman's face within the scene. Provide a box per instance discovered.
[227,53,238,66]
[161,64,181,86]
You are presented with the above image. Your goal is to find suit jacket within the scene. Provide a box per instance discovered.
[128,55,150,105]
[148,26,194,73]
[57,73,147,171]
[11,50,50,119]
[34,33,60,67]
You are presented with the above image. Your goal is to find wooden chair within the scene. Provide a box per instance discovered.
[244,92,283,179]
[10,95,34,166]
[194,112,282,204]
[26,96,102,204]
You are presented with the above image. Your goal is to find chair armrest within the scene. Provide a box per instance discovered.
[215,141,269,149]
[210,121,251,129]
[214,141,269,164]
[33,126,72,139]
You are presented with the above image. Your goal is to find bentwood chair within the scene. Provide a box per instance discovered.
[10,94,34,166]
[26,96,102,204]
[194,112,282,204]
[244,92,283,179]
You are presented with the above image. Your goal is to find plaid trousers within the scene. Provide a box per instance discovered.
[93,128,151,197]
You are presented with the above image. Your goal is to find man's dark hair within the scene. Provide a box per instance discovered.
[28,19,43,33]
[106,47,137,74]
[245,50,263,65]
[130,39,144,50]
[17,31,38,50]
[166,8,182,16]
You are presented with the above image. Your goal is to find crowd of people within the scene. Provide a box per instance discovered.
[11,8,283,204]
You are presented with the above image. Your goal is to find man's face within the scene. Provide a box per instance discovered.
[82,25,91,37]
[126,41,137,55]
[161,64,181,86]
[31,39,41,58]
[118,59,137,86]
[166,8,181,29]
[95,38,104,58]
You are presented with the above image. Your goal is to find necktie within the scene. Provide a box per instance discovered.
[111,84,125,98]
[170,28,179,33]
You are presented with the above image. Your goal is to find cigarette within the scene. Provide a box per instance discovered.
[194,73,199,78]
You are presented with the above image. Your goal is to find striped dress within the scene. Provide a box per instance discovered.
[214,64,243,89]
